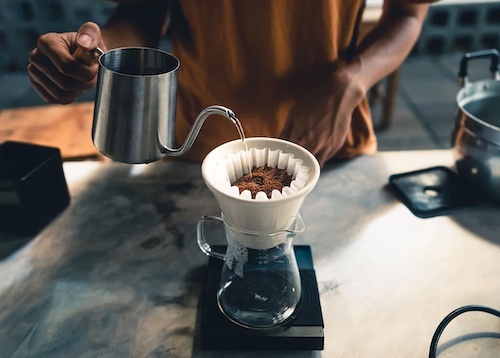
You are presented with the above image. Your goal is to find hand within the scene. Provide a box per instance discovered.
[280,69,366,167]
[28,22,107,104]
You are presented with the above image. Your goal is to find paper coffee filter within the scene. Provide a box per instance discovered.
[201,137,321,235]
[211,147,310,201]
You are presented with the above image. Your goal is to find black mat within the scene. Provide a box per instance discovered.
[388,166,476,218]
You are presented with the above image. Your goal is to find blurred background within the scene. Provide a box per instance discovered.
[0,0,499,155]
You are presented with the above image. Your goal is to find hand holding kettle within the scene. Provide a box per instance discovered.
[29,22,239,164]
[27,22,106,104]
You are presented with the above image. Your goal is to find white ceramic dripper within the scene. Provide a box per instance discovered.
[201,137,321,242]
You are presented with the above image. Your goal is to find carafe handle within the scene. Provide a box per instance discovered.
[197,214,306,254]
[197,215,226,260]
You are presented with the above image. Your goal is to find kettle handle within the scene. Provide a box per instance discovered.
[73,47,104,65]
[458,49,500,87]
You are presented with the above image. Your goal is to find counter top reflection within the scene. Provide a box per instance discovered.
[1,150,499,357]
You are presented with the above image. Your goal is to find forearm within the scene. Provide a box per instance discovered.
[102,1,170,49]
[342,2,429,94]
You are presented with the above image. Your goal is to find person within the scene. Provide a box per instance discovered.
[27,0,437,166]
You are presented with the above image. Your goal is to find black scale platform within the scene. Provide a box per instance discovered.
[200,245,325,351]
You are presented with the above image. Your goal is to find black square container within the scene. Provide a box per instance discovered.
[0,141,70,235]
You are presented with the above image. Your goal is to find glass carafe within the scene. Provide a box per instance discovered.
[197,214,305,329]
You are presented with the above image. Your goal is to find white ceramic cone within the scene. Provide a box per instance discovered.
[201,137,321,239]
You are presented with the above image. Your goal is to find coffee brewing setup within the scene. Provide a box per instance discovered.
[197,137,324,349]
[88,47,325,350]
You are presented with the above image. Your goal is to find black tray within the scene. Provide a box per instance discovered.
[388,166,474,218]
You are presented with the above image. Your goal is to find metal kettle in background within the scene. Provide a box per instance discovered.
[452,49,500,201]
[91,47,238,164]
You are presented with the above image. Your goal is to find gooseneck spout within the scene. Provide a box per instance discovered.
[163,105,239,157]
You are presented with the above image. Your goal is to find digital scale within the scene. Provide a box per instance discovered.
[200,245,325,351]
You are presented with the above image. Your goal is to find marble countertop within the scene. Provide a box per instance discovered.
[1,150,499,357]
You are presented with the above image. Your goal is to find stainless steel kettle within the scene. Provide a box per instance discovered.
[91,47,238,164]
[452,49,500,201]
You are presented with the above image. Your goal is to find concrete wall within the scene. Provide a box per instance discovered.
[0,0,116,72]
[415,1,500,56]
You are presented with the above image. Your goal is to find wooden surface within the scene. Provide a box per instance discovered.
[0,102,102,161]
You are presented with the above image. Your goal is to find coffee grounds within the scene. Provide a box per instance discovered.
[233,165,292,199]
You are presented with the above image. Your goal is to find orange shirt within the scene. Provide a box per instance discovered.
[171,1,377,161]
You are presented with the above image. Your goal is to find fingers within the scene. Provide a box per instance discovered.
[29,47,96,89]
[28,62,88,104]
[36,32,97,81]
[76,22,105,51]
[29,74,84,105]
[280,120,335,167]
[74,23,107,66]
[27,24,103,104]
